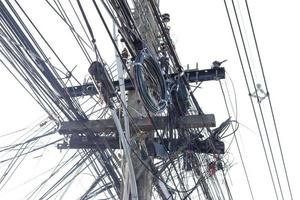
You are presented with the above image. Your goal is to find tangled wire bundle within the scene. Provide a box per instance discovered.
[134,49,167,113]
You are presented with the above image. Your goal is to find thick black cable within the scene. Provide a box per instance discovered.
[76,0,107,65]
[50,1,98,118]
[91,150,120,197]
[76,0,95,43]
[148,0,203,115]
[8,0,80,97]
[92,0,136,86]
[100,0,136,56]
[134,49,167,113]
[0,139,62,165]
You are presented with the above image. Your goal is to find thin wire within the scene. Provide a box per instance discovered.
[44,0,93,63]
[223,1,281,199]
[219,80,254,200]
[230,0,286,199]
[1,1,121,198]
[14,0,82,85]
[244,1,294,199]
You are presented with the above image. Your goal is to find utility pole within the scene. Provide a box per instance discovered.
[57,1,226,199]
[1,1,231,199]
[127,85,152,200]
[128,1,160,199]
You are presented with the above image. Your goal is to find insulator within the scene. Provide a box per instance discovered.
[161,13,170,23]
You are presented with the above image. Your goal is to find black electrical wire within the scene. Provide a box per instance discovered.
[10,152,71,193]
[134,49,167,113]
[8,0,82,98]
[218,67,255,200]
[244,1,294,199]
[45,159,96,200]
[92,0,136,85]
[81,153,110,196]
[77,0,103,62]
[223,1,283,199]
[38,151,92,200]
[99,0,136,57]
[26,151,80,199]
[0,41,64,120]
[14,0,82,86]
[44,0,93,63]
[68,0,94,48]
[91,150,120,197]
[229,0,287,199]
[1,138,59,194]
[0,4,86,121]
[0,1,234,198]
[76,0,95,43]
[0,58,54,118]
[9,145,73,198]
[0,124,56,191]
[1,2,120,198]
[113,0,133,30]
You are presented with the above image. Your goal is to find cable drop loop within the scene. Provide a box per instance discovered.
[133,49,168,114]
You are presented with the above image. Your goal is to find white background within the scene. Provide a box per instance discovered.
[0,0,300,199]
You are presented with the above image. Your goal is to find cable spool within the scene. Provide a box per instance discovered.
[134,49,167,114]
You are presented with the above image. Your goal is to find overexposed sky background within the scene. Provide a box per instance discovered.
[0,0,300,199]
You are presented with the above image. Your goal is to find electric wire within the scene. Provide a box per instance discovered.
[244,1,294,199]
[219,80,254,200]
[223,0,280,199]
[14,0,82,86]
[229,0,287,199]
[0,1,238,199]
[1,2,120,199]
[44,0,93,63]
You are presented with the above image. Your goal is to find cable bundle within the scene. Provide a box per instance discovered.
[134,49,167,113]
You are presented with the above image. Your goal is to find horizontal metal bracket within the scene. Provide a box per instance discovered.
[64,67,225,97]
